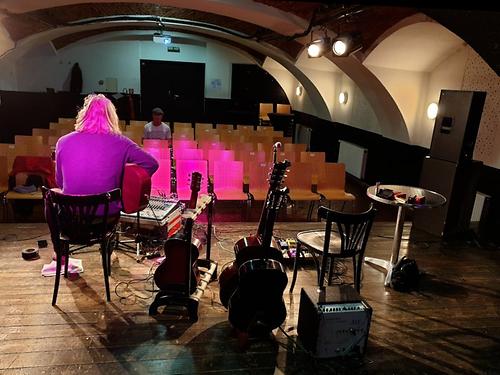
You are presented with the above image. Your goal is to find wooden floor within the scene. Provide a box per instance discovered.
[0,221,499,374]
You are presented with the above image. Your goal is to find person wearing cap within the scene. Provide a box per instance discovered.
[143,107,171,140]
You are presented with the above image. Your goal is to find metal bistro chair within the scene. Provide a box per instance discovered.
[43,187,122,305]
[290,204,376,293]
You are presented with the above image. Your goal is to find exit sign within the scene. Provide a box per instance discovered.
[167,46,180,53]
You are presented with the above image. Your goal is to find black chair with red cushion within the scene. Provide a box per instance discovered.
[43,187,121,305]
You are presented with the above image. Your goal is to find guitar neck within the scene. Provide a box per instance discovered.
[170,145,177,195]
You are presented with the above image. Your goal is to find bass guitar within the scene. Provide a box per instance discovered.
[154,172,202,295]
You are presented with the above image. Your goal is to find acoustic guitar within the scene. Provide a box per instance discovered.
[153,172,202,295]
[121,163,151,214]
[219,160,290,332]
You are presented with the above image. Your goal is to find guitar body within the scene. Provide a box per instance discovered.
[228,258,288,332]
[219,236,282,308]
[153,236,202,294]
[153,172,201,296]
[122,164,151,214]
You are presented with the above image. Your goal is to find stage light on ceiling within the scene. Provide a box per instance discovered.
[338,91,348,104]
[332,33,362,56]
[427,102,439,120]
[332,40,347,56]
[307,31,330,58]
[296,85,303,96]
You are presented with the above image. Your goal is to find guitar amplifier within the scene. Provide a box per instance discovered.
[297,285,372,358]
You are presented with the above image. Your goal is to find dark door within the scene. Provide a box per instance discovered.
[140,60,205,121]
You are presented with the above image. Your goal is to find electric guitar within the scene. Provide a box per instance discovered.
[154,172,202,294]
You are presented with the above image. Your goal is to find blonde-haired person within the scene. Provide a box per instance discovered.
[55,94,158,210]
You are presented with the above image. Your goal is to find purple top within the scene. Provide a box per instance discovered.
[56,132,159,212]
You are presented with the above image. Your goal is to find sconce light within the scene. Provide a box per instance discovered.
[427,102,438,120]
[296,85,303,96]
[338,91,348,104]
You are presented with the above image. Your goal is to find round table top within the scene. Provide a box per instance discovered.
[366,184,446,209]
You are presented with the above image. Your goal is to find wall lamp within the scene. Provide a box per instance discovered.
[338,91,348,104]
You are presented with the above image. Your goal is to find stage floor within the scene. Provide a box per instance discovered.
[0,222,499,374]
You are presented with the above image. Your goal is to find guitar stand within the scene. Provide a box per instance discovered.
[115,210,148,262]
[149,260,218,321]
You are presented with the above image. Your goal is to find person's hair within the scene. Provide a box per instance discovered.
[74,94,121,135]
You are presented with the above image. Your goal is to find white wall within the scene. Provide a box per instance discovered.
[0,31,254,98]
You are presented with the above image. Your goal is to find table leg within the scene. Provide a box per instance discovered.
[364,205,406,286]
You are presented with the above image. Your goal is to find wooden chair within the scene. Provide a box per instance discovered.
[237,150,266,176]
[284,143,307,160]
[213,160,248,201]
[0,156,9,192]
[175,148,204,160]
[290,205,376,293]
[198,140,225,160]
[247,162,273,201]
[173,123,193,131]
[129,120,146,127]
[173,140,197,149]
[43,187,121,304]
[277,150,297,163]
[277,104,292,114]
[301,152,326,183]
[256,125,274,133]
[215,124,234,131]
[150,158,170,196]
[207,149,235,177]
[58,118,75,125]
[173,129,194,140]
[176,159,208,200]
[195,123,214,137]
[122,131,142,145]
[195,129,219,142]
[259,103,273,124]
[237,125,255,132]
[316,163,356,205]
[285,162,320,220]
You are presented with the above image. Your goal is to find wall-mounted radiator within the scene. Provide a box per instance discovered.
[338,140,368,180]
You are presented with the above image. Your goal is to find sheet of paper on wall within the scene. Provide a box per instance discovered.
[210,79,222,90]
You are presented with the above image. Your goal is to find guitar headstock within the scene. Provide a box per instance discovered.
[268,160,291,191]
[190,172,202,193]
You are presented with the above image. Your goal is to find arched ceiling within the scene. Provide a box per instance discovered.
[364,22,465,72]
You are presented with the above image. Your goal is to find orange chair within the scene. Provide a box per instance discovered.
[238,150,267,176]
[195,123,214,137]
[300,151,325,163]
[216,124,234,131]
[173,140,197,149]
[175,148,204,160]
[173,122,192,130]
[284,143,307,153]
[129,120,146,127]
[277,104,291,114]
[273,136,293,145]
[259,103,273,124]
[285,162,320,220]
[195,129,219,142]
[256,125,274,133]
[257,142,275,161]
[198,140,225,160]
[176,159,208,200]
[213,160,248,201]
[247,162,273,201]
[237,125,255,132]
[272,130,284,138]
[277,150,296,163]
[316,163,355,204]
[173,130,194,141]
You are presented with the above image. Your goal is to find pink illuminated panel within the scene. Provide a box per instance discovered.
[213,160,246,200]
[143,139,168,149]
[175,148,204,160]
[176,159,208,200]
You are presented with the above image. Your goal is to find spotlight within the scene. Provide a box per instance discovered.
[332,33,362,56]
[338,92,348,104]
[296,85,303,96]
[427,102,438,120]
[307,37,330,58]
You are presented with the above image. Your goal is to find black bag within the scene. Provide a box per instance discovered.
[390,256,420,291]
